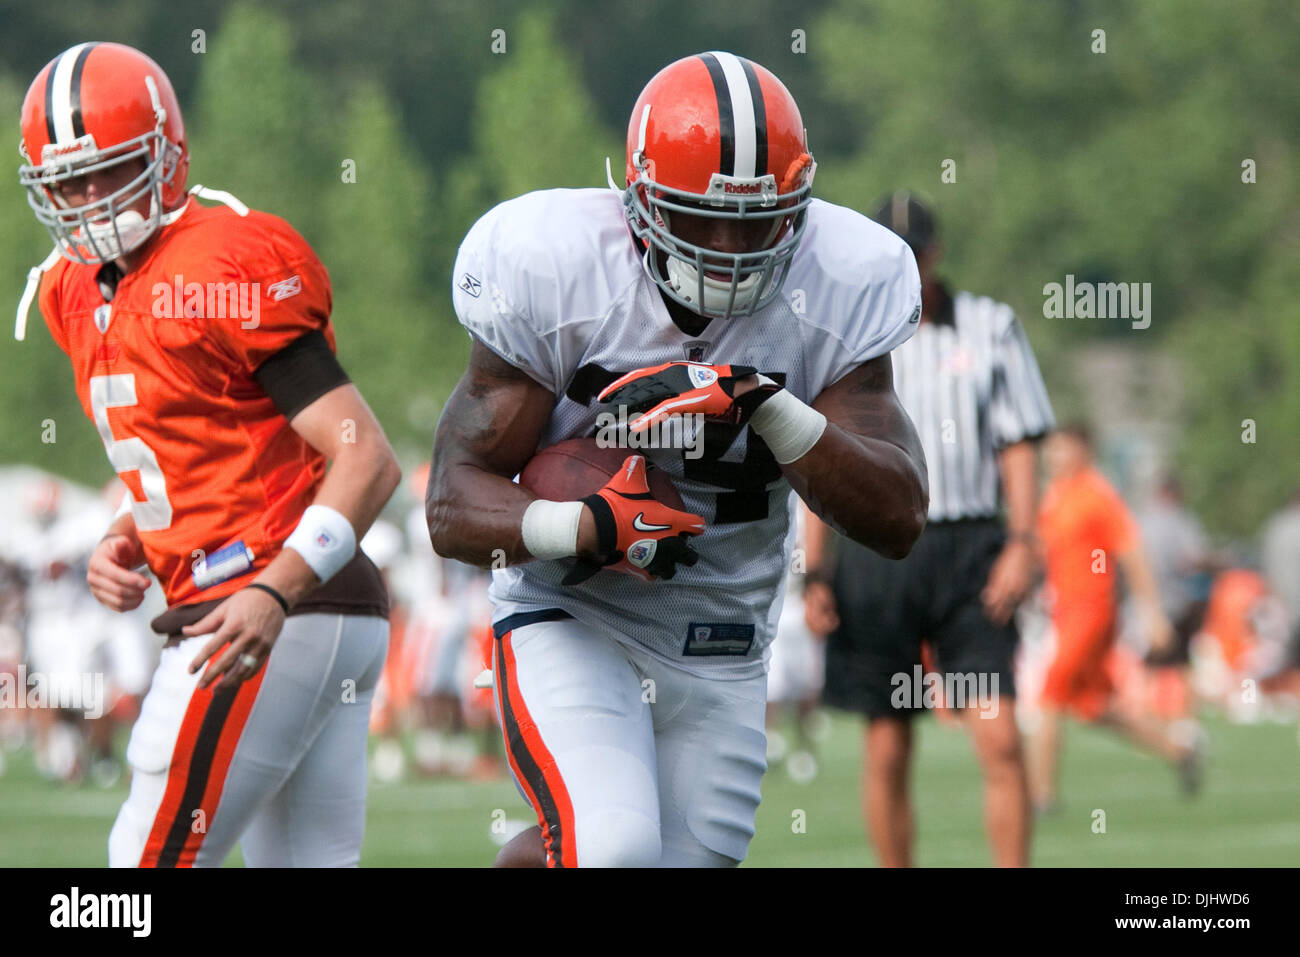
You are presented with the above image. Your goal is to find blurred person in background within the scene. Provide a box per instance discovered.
[362,515,413,782]
[0,555,25,776]
[1029,425,1203,811]
[14,478,109,784]
[396,464,498,779]
[1130,476,1213,720]
[412,554,495,778]
[817,192,1055,867]
[1261,488,1300,660]
[766,500,830,783]
[1192,567,1297,716]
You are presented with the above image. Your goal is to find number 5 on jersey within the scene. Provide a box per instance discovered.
[90,374,173,530]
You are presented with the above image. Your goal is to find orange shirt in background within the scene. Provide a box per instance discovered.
[1202,569,1269,672]
[1038,466,1139,609]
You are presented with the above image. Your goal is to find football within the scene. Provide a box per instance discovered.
[519,437,685,509]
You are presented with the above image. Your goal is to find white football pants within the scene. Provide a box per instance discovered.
[108,612,387,867]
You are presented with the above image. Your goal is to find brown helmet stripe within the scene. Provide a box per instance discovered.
[697,52,736,176]
[68,42,98,139]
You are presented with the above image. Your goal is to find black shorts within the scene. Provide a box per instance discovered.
[823,518,1018,720]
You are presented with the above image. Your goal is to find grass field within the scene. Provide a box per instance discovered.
[1,710,1296,867]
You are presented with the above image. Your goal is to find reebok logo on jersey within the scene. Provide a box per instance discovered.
[459,273,482,298]
[267,275,301,302]
[632,513,672,532]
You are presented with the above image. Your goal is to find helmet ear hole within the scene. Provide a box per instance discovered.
[161,145,177,181]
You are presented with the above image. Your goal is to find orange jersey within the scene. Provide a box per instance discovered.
[1038,466,1139,609]
[40,199,335,608]
[1202,569,1270,672]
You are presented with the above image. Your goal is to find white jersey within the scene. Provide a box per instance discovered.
[452,188,920,679]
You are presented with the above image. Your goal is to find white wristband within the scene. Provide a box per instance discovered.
[284,505,357,584]
[522,499,585,560]
[748,378,827,464]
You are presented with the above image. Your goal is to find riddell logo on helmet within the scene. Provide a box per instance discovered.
[706,173,778,202]
[42,135,98,162]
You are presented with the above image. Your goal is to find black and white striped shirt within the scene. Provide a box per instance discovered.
[892,286,1055,522]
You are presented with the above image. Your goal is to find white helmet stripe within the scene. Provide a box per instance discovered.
[708,51,758,178]
[48,42,91,144]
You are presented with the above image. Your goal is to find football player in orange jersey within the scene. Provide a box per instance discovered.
[1028,425,1201,811]
[16,42,401,866]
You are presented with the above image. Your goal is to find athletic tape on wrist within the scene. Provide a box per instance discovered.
[284,504,356,584]
[748,377,827,464]
[521,499,585,561]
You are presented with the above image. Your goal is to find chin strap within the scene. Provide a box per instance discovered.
[188,184,249,216]
[14,247,63,341]
[14,184,248,343]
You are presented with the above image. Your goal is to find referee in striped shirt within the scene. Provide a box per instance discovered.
[811,192,1055,867]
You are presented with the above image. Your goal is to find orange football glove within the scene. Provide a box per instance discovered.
[597,361,778,432]
[562,455,705,585]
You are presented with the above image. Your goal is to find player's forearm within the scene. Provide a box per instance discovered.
[313,437,402,546]
[426,461,603,568]
[785,425,928,559]
[1119,548,1166,623]
[998,441,1039,538]
[801,504,832,573]
[426,462,539,567]
[258,438,400,605]
[101,506,141,550]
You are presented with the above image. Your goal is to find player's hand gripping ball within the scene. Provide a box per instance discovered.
[567,454,705,585]
[597,361,780,431]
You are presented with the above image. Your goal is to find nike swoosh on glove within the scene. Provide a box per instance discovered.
[562,454,706,586]
[597,361,781,432]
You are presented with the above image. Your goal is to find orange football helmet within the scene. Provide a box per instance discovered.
[611,51,816,320]
[18,42,189,265]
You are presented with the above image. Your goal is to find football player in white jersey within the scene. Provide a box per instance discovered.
[427,52,929,867]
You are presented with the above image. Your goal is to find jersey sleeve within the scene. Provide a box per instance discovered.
[451,206,562,394]
[988,313,1055,448]
[806,223,922,394]
[204,222,334,375]
[38,266,70,355]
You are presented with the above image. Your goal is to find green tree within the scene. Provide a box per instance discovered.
[316,79,455,465]
[812,0,1300,536]
[438,5,622,252]
[187,2,335,241]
